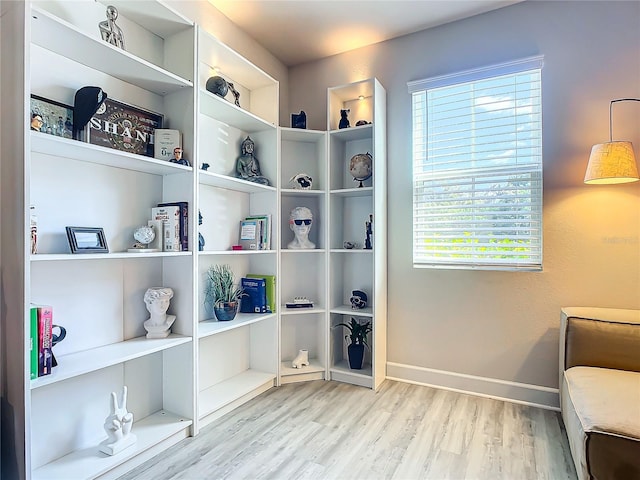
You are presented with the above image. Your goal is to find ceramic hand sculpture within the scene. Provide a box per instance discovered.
[143,287,176,339]
[99,386,136,455]
[235,136,270,185]
[287,206,315,249]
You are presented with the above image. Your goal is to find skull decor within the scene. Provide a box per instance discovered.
[350,290,368,309]
[290,173,313,190]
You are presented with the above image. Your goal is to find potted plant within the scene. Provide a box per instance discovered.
[336,317,372,369]
[204,264,245,321]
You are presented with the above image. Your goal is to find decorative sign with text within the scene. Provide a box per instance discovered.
[88,98,163,157]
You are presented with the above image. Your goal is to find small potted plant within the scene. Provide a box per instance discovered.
[335,317,372,369]
[204,264,245,321]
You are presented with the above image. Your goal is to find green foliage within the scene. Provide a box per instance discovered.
[204,264,245,311]
[335,317,372,347]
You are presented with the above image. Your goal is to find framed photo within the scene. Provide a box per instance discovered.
[30,95,73,139]
[66,227,109,254]
[87,98,163,157]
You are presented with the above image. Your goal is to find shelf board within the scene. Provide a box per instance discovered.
[329,248,373,254]
[198,312,276,338]
[330,305,373,317]
[329,124,373,141]
[280,360,325,377]
[280,127,326,142]
[198,249,275,256]
[280,188,325,196]
[199,89,276,133]
[32,410,191,480]
[280,306,325,315]
[330,361,373,388]
[280,248,326,254]
[331,360,372,378]
[330,186,373,197]
[198,369,275,418]
[31,334,192,389]
[31,251,191,262]
[31,132,192,176]
[31,7,193,95]
[199,170,277,193]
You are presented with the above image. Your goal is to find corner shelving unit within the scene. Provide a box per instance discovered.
[195,27,279,429]
[278,127,328,385]
[327,78,387,390]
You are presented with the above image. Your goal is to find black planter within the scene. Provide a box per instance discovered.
[347,344,365,369]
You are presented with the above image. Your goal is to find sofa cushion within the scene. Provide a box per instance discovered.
[562,366,640,480]
[564,316,640,373]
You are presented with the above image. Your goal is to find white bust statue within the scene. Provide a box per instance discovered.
[287,206,316,249]
[143,287,176,339]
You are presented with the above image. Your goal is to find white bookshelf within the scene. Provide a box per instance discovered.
[4,1,198,478]
[195,27,279,429]
[278,127,328,385]
[327,78,387,391]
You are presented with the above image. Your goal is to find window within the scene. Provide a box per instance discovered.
[408,56,543,271]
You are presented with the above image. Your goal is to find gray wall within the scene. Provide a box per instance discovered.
[288,1,640,404]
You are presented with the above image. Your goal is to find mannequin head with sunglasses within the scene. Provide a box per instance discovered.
[288,206,315,249]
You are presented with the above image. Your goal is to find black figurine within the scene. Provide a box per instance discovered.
[201,163,210,171]
[291,110,306,129]
[364,214,373,250]
[198,210,205,251]
[169,147,190,167]
[228,82,241,107]
[339,109,350,129]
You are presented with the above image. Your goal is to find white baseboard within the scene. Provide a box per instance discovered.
[386,362,560,411]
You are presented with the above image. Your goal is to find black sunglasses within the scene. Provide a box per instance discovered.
[292,219,311,226]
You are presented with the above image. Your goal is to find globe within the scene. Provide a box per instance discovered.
[134,226,155,245]
[349,152,373,187]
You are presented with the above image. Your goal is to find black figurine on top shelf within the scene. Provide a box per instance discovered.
[228,82,241,107]
[364,214,373,250]
[339,109,350,129]
[291,110,307,129]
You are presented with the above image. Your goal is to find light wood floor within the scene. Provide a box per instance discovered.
[119,380,577,480]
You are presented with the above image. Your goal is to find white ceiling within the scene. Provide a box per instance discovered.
[208,0,523,66]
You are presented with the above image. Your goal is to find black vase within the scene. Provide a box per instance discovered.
[347,344,365,369]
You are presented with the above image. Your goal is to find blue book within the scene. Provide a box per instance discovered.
[240,277,268,313]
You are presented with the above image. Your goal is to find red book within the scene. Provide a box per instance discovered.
[37,306,53,377]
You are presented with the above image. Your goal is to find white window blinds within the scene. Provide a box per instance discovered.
[409,56,543,270]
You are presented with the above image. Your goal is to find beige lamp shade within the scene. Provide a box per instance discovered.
[584,141,639,184]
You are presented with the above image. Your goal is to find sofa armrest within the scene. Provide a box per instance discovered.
[560,307,640,377]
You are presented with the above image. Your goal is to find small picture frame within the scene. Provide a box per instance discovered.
[66,227,109,254]
[87,98,163,157]
[30,95,74,139]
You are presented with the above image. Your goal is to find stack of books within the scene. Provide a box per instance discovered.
[240,274,276,313]
[239,214,271,250]
[151,201,188,251]
[30,304,53,378]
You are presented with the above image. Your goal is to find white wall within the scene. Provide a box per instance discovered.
[288,0,640,407]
